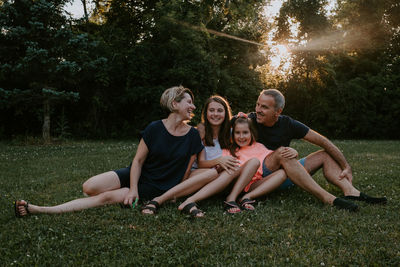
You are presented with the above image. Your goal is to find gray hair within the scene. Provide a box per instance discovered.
[160,85,194,113]
[260,89,285,110]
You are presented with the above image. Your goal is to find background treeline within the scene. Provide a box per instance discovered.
[0,0,399,141]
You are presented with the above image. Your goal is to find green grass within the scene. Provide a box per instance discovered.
[1,140,399,266]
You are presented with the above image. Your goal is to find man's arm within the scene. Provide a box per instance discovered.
[303,129,353,183]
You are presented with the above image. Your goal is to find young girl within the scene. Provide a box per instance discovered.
[220,112,289,213]
[175,112,282,215]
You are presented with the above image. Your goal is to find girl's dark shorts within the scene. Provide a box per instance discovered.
[113,166,166,201]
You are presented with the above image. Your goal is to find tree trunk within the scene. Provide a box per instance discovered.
[42,98,51,143]
[81,0,89,23]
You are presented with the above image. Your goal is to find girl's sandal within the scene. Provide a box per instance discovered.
[224,201,241,214]
[240,198,256,211]
[181,202,204,218]
[141,200,160,215]
[14,200,30,217]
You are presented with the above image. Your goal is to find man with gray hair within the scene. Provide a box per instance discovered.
[245,89,386,211]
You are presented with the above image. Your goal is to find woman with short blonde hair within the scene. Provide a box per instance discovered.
[15,85,213,217]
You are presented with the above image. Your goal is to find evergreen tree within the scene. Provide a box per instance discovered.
[0,0,105,141]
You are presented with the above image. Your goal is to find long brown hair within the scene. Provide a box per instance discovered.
[229,115,257,158]
[201,95,232,149]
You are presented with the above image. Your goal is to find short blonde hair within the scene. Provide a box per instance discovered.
[160,85,194,113]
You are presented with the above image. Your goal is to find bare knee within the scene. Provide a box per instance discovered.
[82,180,96,196]
[275,147,295,164]
[276,169,287,181]
[247,158,261,168]
[246,158,260,169]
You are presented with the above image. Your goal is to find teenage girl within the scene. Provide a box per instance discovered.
[141,95,241,216]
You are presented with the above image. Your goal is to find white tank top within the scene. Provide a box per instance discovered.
[192,139,222,169]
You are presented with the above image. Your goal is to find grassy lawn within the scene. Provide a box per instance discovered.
[1,140,399,266]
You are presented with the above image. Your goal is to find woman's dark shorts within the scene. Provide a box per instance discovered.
[113,166,166,201]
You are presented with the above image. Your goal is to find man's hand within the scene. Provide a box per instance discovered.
[339,167,353,184]
[279,147,298,159]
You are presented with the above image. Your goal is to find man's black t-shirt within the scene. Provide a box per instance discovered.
[248,112,310,150]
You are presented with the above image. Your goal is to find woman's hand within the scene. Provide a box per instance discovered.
[279,147,298,159]
[123,189,139,206]
[217,156,240,174]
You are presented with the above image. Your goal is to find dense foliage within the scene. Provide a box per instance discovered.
[0,0,399,139]
[270,0,400,139]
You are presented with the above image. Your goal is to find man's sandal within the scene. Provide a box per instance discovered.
[343,192,387,205]
[224,201,241,214]
[240,198,256,211]
[181,202,204,218]
[14,200,30,217]
[141,200,160,215]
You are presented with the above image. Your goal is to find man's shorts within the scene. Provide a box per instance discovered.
[262,157,306,190]
[113,166,166,201]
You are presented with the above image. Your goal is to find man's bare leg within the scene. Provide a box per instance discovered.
[304,150,359,196]
[264,147,336,204]
[305,150,387,204]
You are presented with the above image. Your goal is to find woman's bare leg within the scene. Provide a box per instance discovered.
[82,171,121,196]
[16,188,129,215]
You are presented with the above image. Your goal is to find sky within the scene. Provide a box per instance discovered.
[65,0,285,19]
[65,0,335,19]
[64,0,85,19]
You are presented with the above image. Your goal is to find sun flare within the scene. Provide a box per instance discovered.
[269,44,292,72]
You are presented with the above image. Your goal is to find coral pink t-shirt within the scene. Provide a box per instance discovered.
[222,142,273,192]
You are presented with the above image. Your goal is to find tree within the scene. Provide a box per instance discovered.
[0,0,106,141]
[91,0,268,134]
[267,0,400,138]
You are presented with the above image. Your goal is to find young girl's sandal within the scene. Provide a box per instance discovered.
[14,200,30,217]
[240,198,256,211]
[224,201,241,214]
